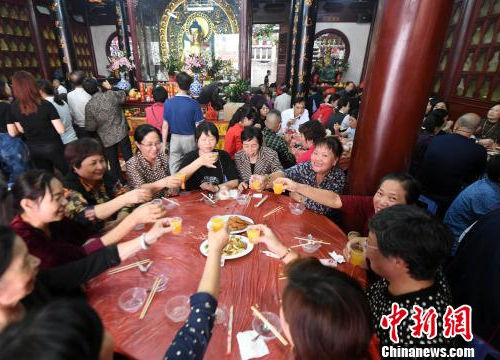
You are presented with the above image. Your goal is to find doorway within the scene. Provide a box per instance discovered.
[250,24,279,88]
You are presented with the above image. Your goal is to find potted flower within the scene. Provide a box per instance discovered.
[162,53,182,82]
[107,50,134,91]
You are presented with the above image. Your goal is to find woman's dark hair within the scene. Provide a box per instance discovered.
[241,126,263,147]
[314,136,343,158]
[0,226,16,278]
[292,96,305,106]
[64,138,104,169]
[228,104,255,128]
[283,258,372,360]
[176,71,193,91]
[378,172,421,205]
[327,93,341,104]
[423,110,446,133]
[153,86,168,103]
[368,205,452,280]
[12,170,57,212]
[0,80,9,100]
[195,121,219,143]
[487,155,500,183]
[299,120,326,142]
[134,124,161,144]
[0,300,104,360]
[97,77,115,92]
[429,96,445,108]
[349,108,359,119]
[337,96,351,110]
[82,77,99,96]
[37,79,64,106]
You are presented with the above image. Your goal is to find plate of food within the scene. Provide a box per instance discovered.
[206,215,254,234]
[199,234,254,260]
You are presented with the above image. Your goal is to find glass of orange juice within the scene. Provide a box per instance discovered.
[250,175,263,192]
[349,242,366,266]
[209,217,225,232]
[273,182,283,195]
[175,173,186,190]
[247,228,260,243]
[170,217,183,235]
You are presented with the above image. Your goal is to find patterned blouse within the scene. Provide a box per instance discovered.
[126,151,170,198]
[284,161,345,215]
[234,146,283,183]
[164,292,217,360]
[262,127,296,169]
[64,171,130,233]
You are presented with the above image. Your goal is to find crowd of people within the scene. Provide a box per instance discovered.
[0,68,499,359]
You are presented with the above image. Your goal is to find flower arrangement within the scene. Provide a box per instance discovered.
[223,79,250,102]
[162,53,182,75]
[107,50,134,73]
[183,54,207,75]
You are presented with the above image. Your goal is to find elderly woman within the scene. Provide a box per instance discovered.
[64,138,152,233]
[126,124,181,198]
[271,136,345,217]
[297,120,326,163]
[234,126,282,191]
[10,170,166,268]
[0,220,173,331]
[179,122,239,192]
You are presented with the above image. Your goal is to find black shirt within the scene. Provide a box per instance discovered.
[0,101,12,133]
[417,134,487,198]
[10,100,63,146]
[180,149,239,190]
[327,110,347,131]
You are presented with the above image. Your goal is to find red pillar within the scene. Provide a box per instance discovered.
[348,0,454,195]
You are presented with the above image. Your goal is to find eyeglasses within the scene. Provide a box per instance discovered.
[140,142,161,148]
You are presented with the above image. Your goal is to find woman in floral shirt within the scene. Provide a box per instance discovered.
[63,138,153,233]
[272,136,345,216]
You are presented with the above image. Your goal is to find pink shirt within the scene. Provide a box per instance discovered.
[145,103,165,131]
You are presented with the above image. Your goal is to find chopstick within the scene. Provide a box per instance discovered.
[251,306,288,346]
[139,276,161,320]
[107,259,151,275]
[293,237,330,245]
[263,206,283,218]
[201,192,216,204]
[227,305,234,354]
[162,197,179,206]
[254,195,268,208]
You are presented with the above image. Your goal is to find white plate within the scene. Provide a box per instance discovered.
[206,214,254,234]
[199,235,254,260]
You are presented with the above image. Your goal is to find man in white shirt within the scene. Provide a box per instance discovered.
[274,86,292,112]
[67,70,92,138]
[280,97,309,134]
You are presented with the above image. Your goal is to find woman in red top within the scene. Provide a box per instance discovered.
[10,170,166,268]
[312,93,340,127]
[224,104,255,159]
[145,86,168,132]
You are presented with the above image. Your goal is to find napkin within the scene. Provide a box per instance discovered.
[236,330,270,360]
[261,250,280,259]
[252,193,263,199]
[328,250,345,264]
[319,258,337,267]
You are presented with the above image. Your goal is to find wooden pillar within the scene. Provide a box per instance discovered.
[285,0,298,88]
[126,0,142,83]
[291,0,318,101]
[239,0,251,81]
[348,0,454,195]
[115,0,135,85]
[53,0,77,74]
[27,0,49,79]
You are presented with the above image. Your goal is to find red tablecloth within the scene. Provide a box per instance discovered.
[86,191,366,360]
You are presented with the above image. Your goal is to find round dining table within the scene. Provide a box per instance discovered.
[86,190,367,360]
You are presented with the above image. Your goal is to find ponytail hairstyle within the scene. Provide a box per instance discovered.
[37,79,64,106]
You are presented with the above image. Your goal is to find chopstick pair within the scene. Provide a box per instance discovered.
[139,276,162,319]
[161,197,180,206]
[226,305,234,354]
[107,259,151,275]
[262,206,283,218]
[201,192,216,204]
[293,237,329,245]
[250,306,289,346]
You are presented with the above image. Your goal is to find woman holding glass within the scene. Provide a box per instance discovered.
[234,126,283,191]
[126,124,182,198]
[179,122,239,192]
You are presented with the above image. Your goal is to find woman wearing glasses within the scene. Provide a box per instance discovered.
[126,124,182,198]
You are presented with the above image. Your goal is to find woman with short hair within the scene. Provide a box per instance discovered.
[297,120,326,163]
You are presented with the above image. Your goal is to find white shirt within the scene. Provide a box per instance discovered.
[274,93,291,112]
[67,87,92,128]
[57,85,67,94]
[279,108,310,134]
[46,96,77,144]
[340,114,351,129]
